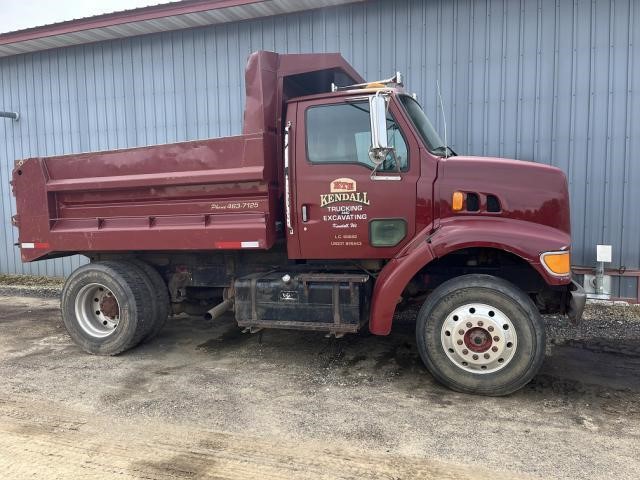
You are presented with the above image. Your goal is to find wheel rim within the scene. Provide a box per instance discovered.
[440,303,517,374]
[74,283,120,338]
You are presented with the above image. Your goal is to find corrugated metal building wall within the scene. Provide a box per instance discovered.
[1,0,638,295]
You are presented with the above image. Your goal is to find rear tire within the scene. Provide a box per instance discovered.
[61,262,154,355]
[415,274,545,396]
[130,259,170,341]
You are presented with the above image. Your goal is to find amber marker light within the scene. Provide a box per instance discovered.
[452,191,464,211]
[540,251,571,276]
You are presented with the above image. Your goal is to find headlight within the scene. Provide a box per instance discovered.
[540,251,571,276]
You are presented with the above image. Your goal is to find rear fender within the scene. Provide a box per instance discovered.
[368,217,571,335]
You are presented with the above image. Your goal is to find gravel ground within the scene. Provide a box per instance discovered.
[0,274,63,298]
[547,302,640,341]
[0,281,639,479]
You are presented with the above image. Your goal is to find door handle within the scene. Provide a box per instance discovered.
[301,205,309,222]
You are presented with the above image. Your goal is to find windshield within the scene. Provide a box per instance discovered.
[399,94,453,157]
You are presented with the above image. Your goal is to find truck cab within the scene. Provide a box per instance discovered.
[12,51,585,396]
[282,78,583,320]
[286,87,428,261]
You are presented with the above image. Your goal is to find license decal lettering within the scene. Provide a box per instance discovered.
[279,290,299,302]
[320,178,371,248]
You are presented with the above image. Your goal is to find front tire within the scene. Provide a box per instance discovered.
[61,262,154,355]
[416,274,545,396]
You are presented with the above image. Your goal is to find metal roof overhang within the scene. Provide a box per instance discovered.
[0,0,364,58]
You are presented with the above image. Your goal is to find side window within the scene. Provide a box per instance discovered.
[306,101,408,171]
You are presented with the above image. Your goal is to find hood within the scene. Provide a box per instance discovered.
[436,156,571,234]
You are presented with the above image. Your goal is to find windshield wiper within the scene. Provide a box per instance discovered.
[431,146,456,157]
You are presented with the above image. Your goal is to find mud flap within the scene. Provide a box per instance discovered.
[567,280,586,325]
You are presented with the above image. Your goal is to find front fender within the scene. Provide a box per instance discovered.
[369,237,435,335]
[368,217,571,335]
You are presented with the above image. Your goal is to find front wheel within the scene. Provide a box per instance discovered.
[416,274,545,396]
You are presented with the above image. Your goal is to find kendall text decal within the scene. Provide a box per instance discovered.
[320,178,370,207]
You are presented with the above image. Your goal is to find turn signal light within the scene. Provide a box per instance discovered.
[540,251,571,276]
[452,191,464,211]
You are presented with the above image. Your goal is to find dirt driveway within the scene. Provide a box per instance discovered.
[0,294,639,479]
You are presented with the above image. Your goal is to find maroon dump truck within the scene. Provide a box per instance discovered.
[12,51,585,395]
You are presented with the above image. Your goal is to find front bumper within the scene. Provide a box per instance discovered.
[566,280,586,325]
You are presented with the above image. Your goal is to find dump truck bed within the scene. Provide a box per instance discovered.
[12,133,278,262]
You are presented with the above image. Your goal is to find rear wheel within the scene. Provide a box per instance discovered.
[61,262,154,355]
[130,259,170,341]
[416,274,545,396]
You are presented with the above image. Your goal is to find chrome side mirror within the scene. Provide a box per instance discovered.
[368,94,393,167]
[369,94,388,150]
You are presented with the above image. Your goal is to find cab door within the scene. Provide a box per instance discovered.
[289,95,420,259]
